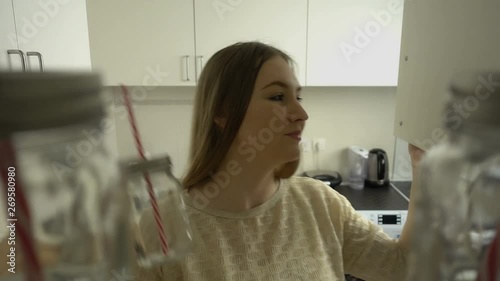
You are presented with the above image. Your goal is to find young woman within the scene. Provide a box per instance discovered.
[135,42,422,280]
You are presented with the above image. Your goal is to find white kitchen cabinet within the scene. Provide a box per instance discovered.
[194,0,308,85]
[86,0,196,86]
[394,0,500,149]
[0,0,24,71]
[11,0,91,71]
[307,0,404,86]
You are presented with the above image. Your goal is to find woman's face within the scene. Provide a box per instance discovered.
[233,56,309,166]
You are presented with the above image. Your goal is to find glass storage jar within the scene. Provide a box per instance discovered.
[408,71,500,281]
[124,156,192,268]
[0,72,127,281]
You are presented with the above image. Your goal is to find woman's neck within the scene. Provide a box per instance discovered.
[188,157,280,212]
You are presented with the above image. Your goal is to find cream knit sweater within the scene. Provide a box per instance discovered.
[133,176,408,281]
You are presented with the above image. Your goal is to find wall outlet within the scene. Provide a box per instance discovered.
[313,138,326,152]
[300,138,312,152]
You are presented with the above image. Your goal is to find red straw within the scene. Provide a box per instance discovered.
[120,85,169,255]
[0,140,44,281]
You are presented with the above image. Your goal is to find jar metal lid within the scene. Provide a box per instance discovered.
[126,156,173,175]
[0,72,105,137]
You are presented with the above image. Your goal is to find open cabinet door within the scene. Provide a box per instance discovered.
[394,0,500,150]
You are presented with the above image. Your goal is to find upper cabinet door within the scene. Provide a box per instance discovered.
[86,0,196,86]
[394,0,500,148]
[0,0,23,71]
[11,0,92,71]
[194,0,308,85]
[307,0,404,86]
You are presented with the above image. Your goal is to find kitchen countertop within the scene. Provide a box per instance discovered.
[391,181,412,199]
[334,183,409,210]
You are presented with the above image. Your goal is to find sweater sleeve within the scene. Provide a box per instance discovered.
[339,195,408,281]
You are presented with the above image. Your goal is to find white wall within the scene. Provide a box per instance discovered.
[105,87,194,178]
[392,137,413,181]
[299,87,397,178]
[108,86,400,180]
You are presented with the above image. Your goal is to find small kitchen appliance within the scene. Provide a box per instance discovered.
[365,148,390,187]
[346,146,369,190]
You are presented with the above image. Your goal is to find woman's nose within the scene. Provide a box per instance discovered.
[287,100,309,122]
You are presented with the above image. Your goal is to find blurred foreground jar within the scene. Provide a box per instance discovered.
[408,71,500,281]
[0,72,127,281]
[124,156,192,268]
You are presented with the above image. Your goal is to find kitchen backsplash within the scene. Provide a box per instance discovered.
[103,86,412,181]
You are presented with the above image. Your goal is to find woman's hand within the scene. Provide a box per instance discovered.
[408,144,425,173]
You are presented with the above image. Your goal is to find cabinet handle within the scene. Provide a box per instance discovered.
[26,52,44,72]
[197,55,204,72]
[7,49,27,71]
[183,55,190,81]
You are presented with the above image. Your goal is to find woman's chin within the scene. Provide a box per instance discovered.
[278,148,301,163]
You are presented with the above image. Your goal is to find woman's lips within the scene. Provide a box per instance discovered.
[285,131,301,141]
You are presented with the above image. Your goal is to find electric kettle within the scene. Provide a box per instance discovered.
[365,148,390,187]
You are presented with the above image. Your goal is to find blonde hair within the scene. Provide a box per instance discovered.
[182,42,300,190]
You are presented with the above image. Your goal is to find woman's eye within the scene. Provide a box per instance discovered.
[270,94,285,101]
